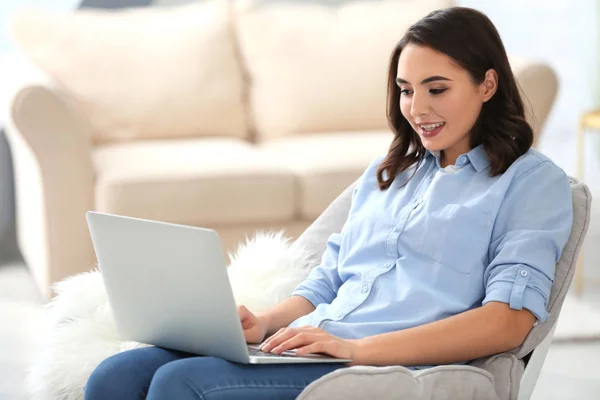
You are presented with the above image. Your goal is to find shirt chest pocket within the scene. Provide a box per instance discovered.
[407,204,493,274]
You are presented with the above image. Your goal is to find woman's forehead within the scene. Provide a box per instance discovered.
[396,44,464,83]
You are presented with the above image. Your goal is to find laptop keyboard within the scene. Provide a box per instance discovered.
[247,346,299,358]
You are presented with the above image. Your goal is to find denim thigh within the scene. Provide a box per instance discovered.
[85,346,345,400]
[84,346,193,400]
[147,356,345,400]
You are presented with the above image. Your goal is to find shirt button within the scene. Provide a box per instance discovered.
[336,311,344,318]
[460,156,467,163]
[520,270,528,277]
[394,227,400,232]
[382,263,391,268]
[362,284,369,293]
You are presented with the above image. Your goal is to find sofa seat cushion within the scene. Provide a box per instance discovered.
[92,138,295,226]
[259,131,392,220]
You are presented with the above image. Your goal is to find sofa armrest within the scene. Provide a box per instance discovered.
[4,79,96,299]
[509,56,559,146]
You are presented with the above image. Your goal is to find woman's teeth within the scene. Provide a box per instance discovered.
[421,122,445,131]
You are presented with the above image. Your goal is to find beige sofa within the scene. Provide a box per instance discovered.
[4,0,558,299]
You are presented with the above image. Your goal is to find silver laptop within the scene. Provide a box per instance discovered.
[86,211,350,364]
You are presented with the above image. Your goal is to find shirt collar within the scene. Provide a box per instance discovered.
[466,144,490,172]
[425,144,490,172]
[425,149,442,168]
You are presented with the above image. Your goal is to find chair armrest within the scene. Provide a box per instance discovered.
[509,56,559,146]
[4,77,96,299]
[517,324,557,400]
[292,180,357,268]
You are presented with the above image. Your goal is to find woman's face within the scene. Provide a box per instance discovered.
[396,44,497,165]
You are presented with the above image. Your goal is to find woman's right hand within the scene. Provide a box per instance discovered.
[238,305,270,344]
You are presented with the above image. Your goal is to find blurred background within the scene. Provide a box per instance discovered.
[0,0,599,399]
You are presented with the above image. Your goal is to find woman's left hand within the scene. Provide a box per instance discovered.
[259,326,360,364]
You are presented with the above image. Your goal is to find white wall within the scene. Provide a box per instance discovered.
[458,0,599,141]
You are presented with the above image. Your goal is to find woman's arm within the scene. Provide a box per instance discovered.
[259,301,534,363]
[257,295,316,336]
[353,301,535,366]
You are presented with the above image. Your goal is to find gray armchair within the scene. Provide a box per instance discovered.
[291,178,591,400]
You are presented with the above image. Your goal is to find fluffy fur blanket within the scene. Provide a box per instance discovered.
[27,231,314,400]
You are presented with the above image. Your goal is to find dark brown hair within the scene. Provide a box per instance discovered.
[377,7,533,190]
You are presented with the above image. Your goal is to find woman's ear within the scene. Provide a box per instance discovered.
[481,69,498,102]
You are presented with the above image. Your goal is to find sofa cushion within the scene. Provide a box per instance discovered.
[508,56,558,142]
[11,0,249,144]
[259,131,392,219]
[235,0,452,139]
[92,139,295,226]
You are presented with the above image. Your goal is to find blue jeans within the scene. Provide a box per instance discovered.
[84,347,346,399]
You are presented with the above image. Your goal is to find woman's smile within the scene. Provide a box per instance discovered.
[417,121,446,138]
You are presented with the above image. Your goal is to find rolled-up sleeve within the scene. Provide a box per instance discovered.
[291,232,344,307]
[483,161,573,322]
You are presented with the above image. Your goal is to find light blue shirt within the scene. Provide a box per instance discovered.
[290,145,573,341]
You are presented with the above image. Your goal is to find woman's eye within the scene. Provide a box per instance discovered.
[400,89,413,96]
[430,88,448,95]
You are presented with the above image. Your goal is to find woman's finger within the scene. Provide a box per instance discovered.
[295,341,329,356]
[260,326,322,352]
[260,328,297,352]
[271,332,321,354]
[261,327,288,347]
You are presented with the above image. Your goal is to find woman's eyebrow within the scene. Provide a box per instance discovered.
[396,76,452,85]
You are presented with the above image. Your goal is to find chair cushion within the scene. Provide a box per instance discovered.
[234,0,452,139]
[469,353,525,400]
[92,139,295,225]
[297,364,501,400]
[10,0,249,144]
[258,131,392,219]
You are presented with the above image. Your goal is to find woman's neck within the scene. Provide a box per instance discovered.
[440,141,471,168]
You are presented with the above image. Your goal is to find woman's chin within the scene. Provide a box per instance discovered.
[420,139,445,152]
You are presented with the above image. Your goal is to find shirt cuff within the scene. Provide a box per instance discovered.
[483,274,549,321]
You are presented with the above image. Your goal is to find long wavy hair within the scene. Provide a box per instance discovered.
[376,7,533,190]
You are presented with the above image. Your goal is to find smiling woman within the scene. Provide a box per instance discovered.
[83,7,574,400]
[378,7,533,190]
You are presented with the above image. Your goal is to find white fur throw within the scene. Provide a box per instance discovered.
[27,231,313,400]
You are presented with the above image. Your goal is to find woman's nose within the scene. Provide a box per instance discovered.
[410,92,430,118]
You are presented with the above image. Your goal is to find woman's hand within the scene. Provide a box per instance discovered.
[238,305,270,344]
[259,326,360,364]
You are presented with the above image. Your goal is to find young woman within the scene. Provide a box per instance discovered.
[84,7,573,400]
